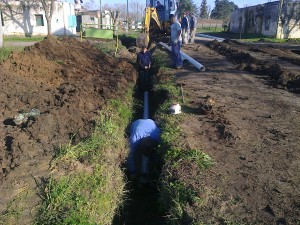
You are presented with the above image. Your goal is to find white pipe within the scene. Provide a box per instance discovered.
[159,42,206,71]
[196,33,225,42]
[143,91,149,119]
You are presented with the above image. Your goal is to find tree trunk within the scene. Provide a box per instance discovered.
[41,0,54,36]
[111,10,120,36]
[46,16,52,36]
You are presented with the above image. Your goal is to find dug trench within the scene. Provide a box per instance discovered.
[0,36,169,224]
[113,44,168,225]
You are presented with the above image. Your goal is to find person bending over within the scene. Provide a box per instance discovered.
[127,119,161,183]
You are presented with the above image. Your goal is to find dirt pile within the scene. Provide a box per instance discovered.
[0,37,136,187]
[208,40,300,93]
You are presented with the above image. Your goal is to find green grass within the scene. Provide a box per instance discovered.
[94,40,125,57]
[0,46,23,62]
[197,28,297,43]
[118,30,141,39]
[197,26,224,33]
[3,35,45,42]
[34,89,134,225]
[152,79,214,225]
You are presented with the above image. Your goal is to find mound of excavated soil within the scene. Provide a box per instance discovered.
[0,37,136,191]
[208,40,300,93]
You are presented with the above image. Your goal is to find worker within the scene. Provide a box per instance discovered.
[137,45,153,92]
[156,1,164,11]
[137,45,152,70]
[181,12,189,45]
[170,14,183,69]
[156,1,164,20]
[189,13,197,44]
[127,119,161,183]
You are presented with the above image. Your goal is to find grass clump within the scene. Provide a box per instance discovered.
[34,90,134,225]
[0,47,23,62]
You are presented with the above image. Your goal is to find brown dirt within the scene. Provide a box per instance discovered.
[174,39,300,224]
[0,37,136,223]
[208,39,300,92]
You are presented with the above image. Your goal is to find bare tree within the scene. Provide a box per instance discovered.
[279,0,300,38]
[40,0,55,36]
[0,0,35,36]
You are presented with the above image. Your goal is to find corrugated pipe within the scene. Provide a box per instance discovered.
[159,42,206,71]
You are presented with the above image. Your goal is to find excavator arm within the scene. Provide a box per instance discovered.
[136,7,163,48]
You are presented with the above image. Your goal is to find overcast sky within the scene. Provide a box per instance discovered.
[91,0,274,8]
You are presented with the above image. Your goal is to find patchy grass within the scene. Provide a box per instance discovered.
[94,40,125,57]
[33,89,134,225]
[0,47,23,62]
[3,35,45,42]
[152,78,214,225]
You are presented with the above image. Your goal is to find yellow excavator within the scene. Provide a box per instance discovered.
[136,0,178,47]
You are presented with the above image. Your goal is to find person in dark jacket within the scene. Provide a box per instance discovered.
[181,12,189,45]
[137,45,152,70]
[189,13,197,44]
[137,45,153,91]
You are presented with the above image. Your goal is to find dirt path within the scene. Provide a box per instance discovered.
[174,38,300,224]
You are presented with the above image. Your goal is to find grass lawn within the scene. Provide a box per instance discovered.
[3,35,46,42]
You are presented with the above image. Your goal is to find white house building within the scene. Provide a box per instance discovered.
[230,1,300,39]
[0,0,77,36]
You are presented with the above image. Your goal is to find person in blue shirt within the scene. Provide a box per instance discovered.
[170,14,183,69]
[127,119,161,182]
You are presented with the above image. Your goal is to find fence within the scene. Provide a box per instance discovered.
[80,23,119,56]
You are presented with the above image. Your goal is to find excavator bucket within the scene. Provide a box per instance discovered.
[136,33,149,48]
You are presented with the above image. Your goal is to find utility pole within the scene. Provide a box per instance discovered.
[126,0,128,32]
[99,0,102,29]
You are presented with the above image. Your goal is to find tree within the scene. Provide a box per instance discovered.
[278,0,300,38]
[177,0,197,18]
[199,0,208,18]
[210,0,238,20]
[40,0,55,36]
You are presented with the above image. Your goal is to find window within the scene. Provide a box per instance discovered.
[1,12,4,26]
[265,16,271,30]
[90,17,94,21]
[35,14,44,26]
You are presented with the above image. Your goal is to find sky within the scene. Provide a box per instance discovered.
[87,0,275,9]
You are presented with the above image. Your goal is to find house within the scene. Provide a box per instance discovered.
[229,1,300,39]
[0,0,77,36]
[76,10,114,32]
